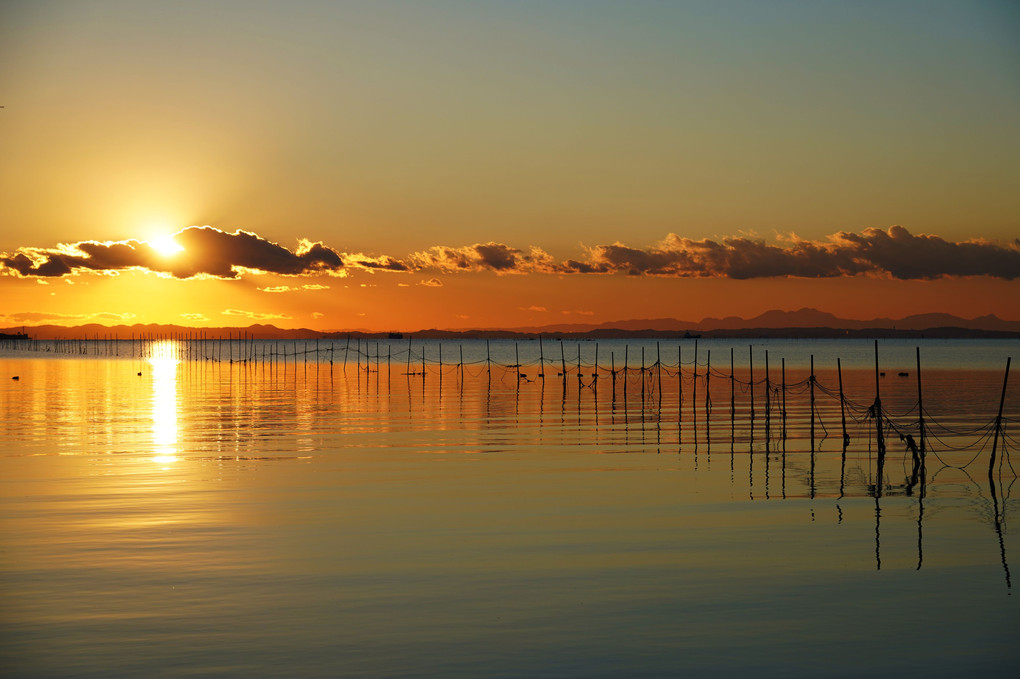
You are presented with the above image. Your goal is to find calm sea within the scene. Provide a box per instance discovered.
[1,338,1017,677]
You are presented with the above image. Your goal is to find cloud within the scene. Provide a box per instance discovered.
[1,311,135,323]
[0,226,348,280]
[221,309,293,320]
[409,243,555,274]
[3,225,1017,282]
[257,283,332,293]
[520,305,547,312]
[343,253,410,272]
[556,226,1020,279]
[311,311,324,319]
[181,313,210,322]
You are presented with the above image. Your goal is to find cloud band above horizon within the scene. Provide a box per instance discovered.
[1,225,1018,281]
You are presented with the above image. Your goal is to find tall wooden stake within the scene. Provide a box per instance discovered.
[989,357,1012,483]
[838,358,848,445]
[781,357,787,440]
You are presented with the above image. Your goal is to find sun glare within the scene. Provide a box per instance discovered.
[149,342,180,465]
[150,234,185,257]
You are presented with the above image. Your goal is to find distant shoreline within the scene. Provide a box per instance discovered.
[1,324,1017,341]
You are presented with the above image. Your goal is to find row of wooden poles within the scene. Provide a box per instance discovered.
[5,333,1012,475]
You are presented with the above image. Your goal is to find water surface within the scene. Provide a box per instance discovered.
[1,338,1017,677]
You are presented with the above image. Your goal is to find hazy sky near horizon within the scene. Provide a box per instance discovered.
[1,0,1018,330]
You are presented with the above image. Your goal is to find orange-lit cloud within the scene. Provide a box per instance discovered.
[1,311,137,323]
[257,284,332,293]
[409,243,554,274]
[221,309,293,321]
[3,225,1017,281]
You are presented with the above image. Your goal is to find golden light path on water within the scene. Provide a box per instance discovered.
[148,341,179,466]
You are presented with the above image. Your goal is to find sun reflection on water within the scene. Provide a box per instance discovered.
[148,342,179,465]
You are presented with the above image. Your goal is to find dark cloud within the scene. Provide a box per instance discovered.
[410,242,554,274]
[3,225,1017,281]
[557,227,1019,279]
[168,228,343,278]
[0,227,347,279]
[832,225,1020,279]
[344,253,410,272]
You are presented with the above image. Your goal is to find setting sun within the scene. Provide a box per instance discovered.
[149,233,184,258]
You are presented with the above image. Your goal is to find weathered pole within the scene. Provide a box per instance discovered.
[765,350,771,441]
[989,357,1012,483]
[691,341,697,429]
[874,340,885,456]
[705,349,711,419]
[729,347,735,438]
[748,345,755,422]
[781,357,787,440]
[810,355,816,451]
[838,357,848,445]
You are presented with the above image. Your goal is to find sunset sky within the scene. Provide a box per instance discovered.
[1,0,1018,332]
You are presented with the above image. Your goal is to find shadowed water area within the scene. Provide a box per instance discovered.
[1,338,1017,677]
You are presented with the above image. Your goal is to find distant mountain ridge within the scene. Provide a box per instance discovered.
[2,309,1019,339]
[506,308,1020,334]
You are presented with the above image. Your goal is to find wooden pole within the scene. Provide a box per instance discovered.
[765,350,771,441]
[539,336,545,378]
[874,340,884,455]
[729,347,735,439]
[691,341,697,429]
[916,347,924,455]
[640,346,645,401]
[748,345,754,426]
[989,357,1011,482]
[781,357,787,440]
[705,349,711,419]
[678,343,683,429]
[515,342,520,381]
[838,357,848,445]
[577,344,582,383]
[810,355,816,451]
[656,342,662,402]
